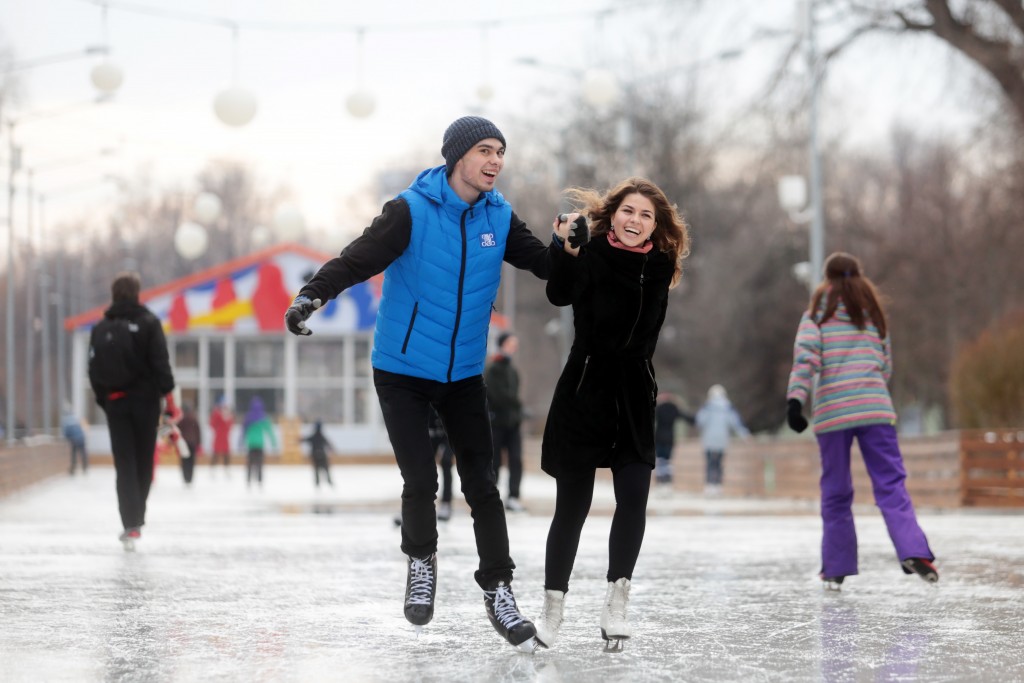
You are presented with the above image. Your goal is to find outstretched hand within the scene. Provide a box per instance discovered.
[786,398,808,433]
[557,213,590,249]
[285,295,322,336]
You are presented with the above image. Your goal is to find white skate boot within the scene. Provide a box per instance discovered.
[600,578,632,651]
[534,589,566,649]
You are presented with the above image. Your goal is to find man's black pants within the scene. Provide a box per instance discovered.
[374,369,514,590]
[104,396,161,530]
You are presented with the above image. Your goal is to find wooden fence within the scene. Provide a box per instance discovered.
[960,429,1024,507]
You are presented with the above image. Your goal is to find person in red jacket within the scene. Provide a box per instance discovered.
[209,396,234,475]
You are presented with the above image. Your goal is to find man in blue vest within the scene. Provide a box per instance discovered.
[286,116,556,652]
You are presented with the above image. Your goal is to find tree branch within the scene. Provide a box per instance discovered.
[991,0,1024,36]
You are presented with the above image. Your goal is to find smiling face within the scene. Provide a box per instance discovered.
[449,138,505,203]
[610,192,657,248]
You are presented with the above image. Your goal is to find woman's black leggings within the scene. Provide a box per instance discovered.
[544,461,651,592]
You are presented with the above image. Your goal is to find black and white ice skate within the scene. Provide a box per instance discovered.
[483,581,538,653]
[902,557,939,583]
[404,554,437,633]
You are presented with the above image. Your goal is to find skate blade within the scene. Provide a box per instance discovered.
[601,629,629,652]
[602,637,627,653]
[121,540,136,552]
[514,637,538,654]
[823,582,842,592]
[413,625,423,637]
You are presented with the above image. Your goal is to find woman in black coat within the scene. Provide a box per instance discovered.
[534,177,689,651]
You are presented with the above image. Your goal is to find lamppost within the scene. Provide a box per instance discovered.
[777,0,826,292]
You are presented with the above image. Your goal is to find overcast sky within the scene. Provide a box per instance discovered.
[0,0,981,249]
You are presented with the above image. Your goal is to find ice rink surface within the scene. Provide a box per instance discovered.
[1,465,1022,682]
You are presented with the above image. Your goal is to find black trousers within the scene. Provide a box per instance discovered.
[104,396,161,530]
[544,461,651,593]
[313,456,332,487]
[247,448,264,484]
[491,424,523,499]
[705,450,724,485]
[374,369,514,589]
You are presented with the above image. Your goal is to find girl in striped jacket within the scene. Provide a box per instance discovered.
[786,252,937,588]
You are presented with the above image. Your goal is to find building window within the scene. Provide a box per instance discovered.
[209,339,226,378]
[236,339,282,378]
[173,339,200,369]
[297,340,346,377]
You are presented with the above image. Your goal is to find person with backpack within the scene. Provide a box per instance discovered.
[88,272,175,550]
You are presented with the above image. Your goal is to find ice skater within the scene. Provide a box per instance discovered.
[653,392,693,490]
[301,420,335,488]
[61,404,88,475]
[209,396,234,475]
[485,331,526,512]
[88,272,176,550]
[241,397,276,488]
[786,251,937,589]
[694,384,748,496]
[285,115,556,651]
[534,177,690,651]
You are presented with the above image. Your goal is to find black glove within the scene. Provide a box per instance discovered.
[285,295,321,336]
[787,398,808,433]
[557,214,590,249]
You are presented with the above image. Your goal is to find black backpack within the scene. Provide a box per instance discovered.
[89,317,143,391]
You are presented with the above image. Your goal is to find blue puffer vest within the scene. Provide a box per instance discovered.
[370,165,512,382]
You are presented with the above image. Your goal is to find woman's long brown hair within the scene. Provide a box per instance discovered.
[565,177,690,288]
[809,252,888,338]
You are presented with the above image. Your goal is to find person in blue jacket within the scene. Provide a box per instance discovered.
[285,116,559,652]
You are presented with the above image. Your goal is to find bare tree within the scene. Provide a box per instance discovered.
[830,0,1024,127]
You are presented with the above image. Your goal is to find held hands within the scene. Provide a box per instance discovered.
[554,213,590,250]
[786,399,808,433]
[285,295,322,336]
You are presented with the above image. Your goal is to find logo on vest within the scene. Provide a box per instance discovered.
[480,233,496,248]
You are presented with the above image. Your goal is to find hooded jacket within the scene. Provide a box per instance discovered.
[695,397,748,452]
[300,165,553,383]
[87,300,175,405]
[541,235,676,477]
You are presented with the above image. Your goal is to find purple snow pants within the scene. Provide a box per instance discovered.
[816,424,934,577]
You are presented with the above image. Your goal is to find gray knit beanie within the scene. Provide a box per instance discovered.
[441,116,506,176]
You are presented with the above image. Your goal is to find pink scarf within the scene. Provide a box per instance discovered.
[607,231,654,254]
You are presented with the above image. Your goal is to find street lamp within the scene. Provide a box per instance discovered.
[776,0,827,293]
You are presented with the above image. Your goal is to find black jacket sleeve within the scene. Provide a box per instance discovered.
[546,244,588,307]
[300,198,412,302]
[504,211,556,280]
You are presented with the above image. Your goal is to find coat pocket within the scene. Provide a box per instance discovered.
[401,302,419,354]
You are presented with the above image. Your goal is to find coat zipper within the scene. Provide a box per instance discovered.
[401,302,419,354]
[574,355,591,395]
[447,207,470,382]
[623,255,648,347]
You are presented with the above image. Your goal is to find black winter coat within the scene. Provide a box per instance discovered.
[88,300,175,405]
[541,235,676,477]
